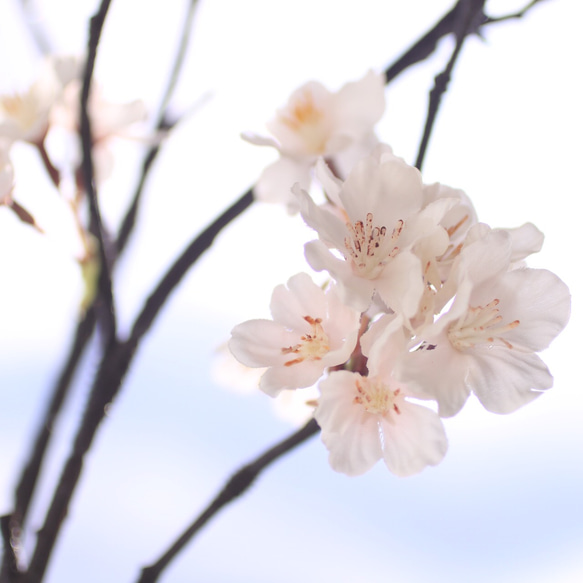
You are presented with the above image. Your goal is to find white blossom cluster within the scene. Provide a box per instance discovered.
[0,54,146,201]
[230,72,571,477]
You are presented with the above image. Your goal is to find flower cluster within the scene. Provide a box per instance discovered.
[230,74,571,477]
[0,54,147,307]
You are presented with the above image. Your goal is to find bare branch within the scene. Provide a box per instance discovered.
[137,419,320,583]
[116,0,200,254]
[79,0,117,342]
[128,187,254,346]
[415,0,487,171]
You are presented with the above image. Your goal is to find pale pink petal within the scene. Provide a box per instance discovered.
[375,251,424,318]
[304,240,375,311]
[398,340,472,417]
[260,359,327,396]
[380,402,448,476]
[471,268,571,352]
[229,320,296,368]
[332,70,385,135]
[468,348,553,414]
[269,273,327,330]
[497,222,544,262]
[256,158,312,212]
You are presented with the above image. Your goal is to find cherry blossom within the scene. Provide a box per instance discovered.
[244,71,385,213]
[316,314,447,476]
[296,146,454,313]
[229,273,361,396]
[0,58,62,144]
[399,229,571,416]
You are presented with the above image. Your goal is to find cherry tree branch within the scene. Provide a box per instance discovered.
[128,187,254,345]
[136,419,320,583]
[80,0,117,343]
[116,0,200,254]
[0,5,200,579]
[415,0,486,171]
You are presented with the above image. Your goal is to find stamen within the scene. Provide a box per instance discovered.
[446,214,469,238]
[448,299,520,350]
[353,377,402,417]
[281,315,330,366]
[344,214,402,278]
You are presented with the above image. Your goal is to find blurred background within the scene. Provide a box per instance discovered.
[0,0,581,581]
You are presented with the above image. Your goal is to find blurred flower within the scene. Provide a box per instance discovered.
[244,71,385,213]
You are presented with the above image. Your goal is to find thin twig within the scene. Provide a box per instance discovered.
[414,0,486,171]
[137,419,320,583]
[23,338,129,583]
[128,188,254,346]
[116,0,199,254]
[79,0,117,342]
[483,0,545,24]
[21,188,253,583]
[0,309,96,556]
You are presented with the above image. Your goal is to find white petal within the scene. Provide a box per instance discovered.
[375,251,424,318]
[468,348,553,414]
[260,359,326,396]
[472,268,571,352]
[496,222,544,261]
[398,340,472,417]
[229,320,295,368]
[380,401,448,476]
[332,70,386,134]
[269,273,327,330]
[256,158,312,213]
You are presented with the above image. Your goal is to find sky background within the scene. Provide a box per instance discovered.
[0,0,582,582]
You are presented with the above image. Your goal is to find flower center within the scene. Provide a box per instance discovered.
[344,214,403,278]
[447,299,520,350]
[279,89,327,154]
[0,94,37,130]
[353,376,402,416]
[282,316,330,366]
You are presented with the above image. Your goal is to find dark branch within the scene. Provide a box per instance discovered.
[384,2,461,84]
[0,310,96,555]
[128,188,254,346]
[483,0,546,24]
[137,419,320,583]
[384,0,547,86]
[415,0,487,171]
[79,0,117,342]
[23,337,132,583]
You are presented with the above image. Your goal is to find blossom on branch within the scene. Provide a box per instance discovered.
[316,314,447,477]
[399,228,571,416]
[244,71,385,213]
[296,146,454,314]
[229,272,361,396]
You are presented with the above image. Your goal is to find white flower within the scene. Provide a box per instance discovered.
[229,273,361,396]
[0,58,64,144]
[296,146,453,313]
[400,229,571,416]
[52,80,147,144]
[244,71,385,213]
[315,313,448,477]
